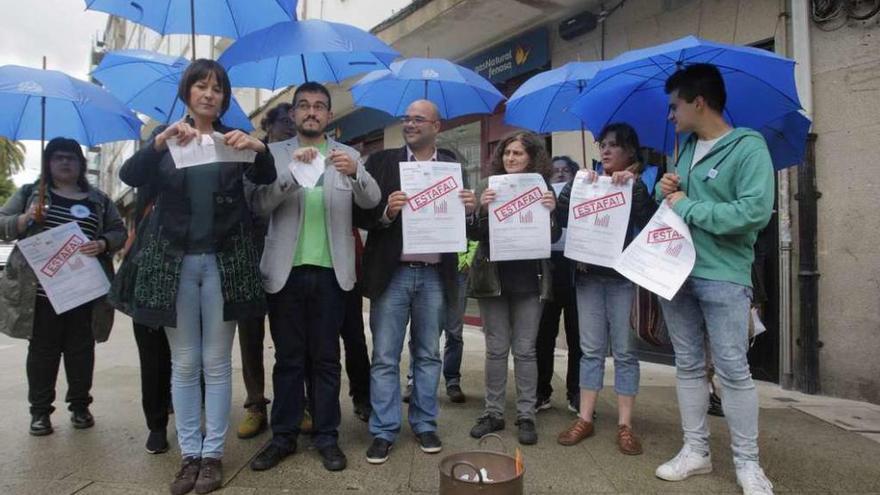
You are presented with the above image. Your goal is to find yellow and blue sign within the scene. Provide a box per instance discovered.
[461,27,550,84]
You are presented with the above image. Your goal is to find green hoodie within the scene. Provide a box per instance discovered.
[655,127,774,287]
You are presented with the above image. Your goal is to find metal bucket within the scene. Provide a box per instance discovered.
[438,434,524,495]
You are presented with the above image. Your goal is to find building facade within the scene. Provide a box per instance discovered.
[91,0,880,404]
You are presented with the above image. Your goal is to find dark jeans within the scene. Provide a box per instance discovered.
[536,286,581,402]
[238,316,269,412]
[27,298,95,416]
[133,322,171,432]
[340,287,370,404]
[267,266,345,449]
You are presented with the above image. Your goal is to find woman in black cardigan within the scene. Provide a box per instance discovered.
[468,131,561,446]
[112,59,275,495]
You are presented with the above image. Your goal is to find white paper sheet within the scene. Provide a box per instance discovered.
[551,182,567,252]
[16,222,110,314]
[400,161,467,254]
[487,173,550,262]
[288,152,326,188]
[563,173,633,267]
[168,132,257,169]
[614,203,696,300]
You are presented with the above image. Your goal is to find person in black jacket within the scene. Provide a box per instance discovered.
[111,59,275,495]
[555,123,656,456]
[354,100,476,465]
[468,131,561,446]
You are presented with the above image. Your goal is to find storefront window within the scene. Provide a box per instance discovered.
[437,121,482,189]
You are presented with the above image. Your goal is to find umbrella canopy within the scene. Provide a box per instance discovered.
[0,65,142,146]
[504,61,604,133]
[218,19,400,89]
[350,58,505,119]
[91,49,254,131]
[84,0,297,39]
[758,110,811,170]
[569,36,802,153]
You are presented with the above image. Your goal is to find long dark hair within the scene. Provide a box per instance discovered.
[177,59,232,119]
[41,137,89,191]
[489,131,551,179]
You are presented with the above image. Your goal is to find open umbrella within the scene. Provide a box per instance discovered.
[218,19,399,88]
[568,36,802,154]
[84,0,298,59]
[0,64,143,219]
[758,110,811,170]
[503,61,604,168]
[91,49,254,131]
[350,58,505,119]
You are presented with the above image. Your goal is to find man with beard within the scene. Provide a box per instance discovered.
[246,82,381,473]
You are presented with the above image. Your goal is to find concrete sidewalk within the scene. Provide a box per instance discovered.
[1,314,879,494]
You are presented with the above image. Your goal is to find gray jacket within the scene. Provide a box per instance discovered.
[0,183,127,341]
[246,136,381,293]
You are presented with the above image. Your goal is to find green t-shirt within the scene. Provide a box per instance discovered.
[292,140,332,268]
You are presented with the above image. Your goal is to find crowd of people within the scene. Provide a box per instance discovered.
[0,60,775,495]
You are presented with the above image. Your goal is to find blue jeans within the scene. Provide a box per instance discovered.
[660,277,759,465]
[406,270,468,388]
[576,274,639,396]
[166,254,236,459]
[369,265,444,442]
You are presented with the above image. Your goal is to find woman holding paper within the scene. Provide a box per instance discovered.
[468,131,560,445]
[112,59,275,495]
[555,123,655,455]
[0,137,126,436]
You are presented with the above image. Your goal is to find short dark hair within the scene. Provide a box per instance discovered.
[551,155,579,175]
[260,103,293,133]
[43,137,89,191]
[490,131,551,179]
[177,59,232,118]
[664,63,726,114]
[292,81,332,110]
[598,122,642,168]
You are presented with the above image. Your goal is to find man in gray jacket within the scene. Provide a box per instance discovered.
[246,82,381,473]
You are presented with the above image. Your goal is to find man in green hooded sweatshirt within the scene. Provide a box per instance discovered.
[654,63,775,495]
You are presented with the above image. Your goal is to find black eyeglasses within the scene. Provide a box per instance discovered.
[295,101,329,112]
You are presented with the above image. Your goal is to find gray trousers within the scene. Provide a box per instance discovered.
[478,293,544,421]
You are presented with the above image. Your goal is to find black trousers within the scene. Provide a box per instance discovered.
[238,316,269,412]
[340,287,370,404]
[133,322,172,432]
[27,298,95,416]
[268,266,345,449]
[536,288,581,402]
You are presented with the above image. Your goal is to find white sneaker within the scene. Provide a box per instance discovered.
[655,444,713,481]
[736,461,774,495]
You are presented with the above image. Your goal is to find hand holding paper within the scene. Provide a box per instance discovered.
[288,150,325,188]
[168,132,257,169]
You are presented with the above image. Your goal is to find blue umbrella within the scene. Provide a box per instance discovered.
[569,36,802,154]
[0,64,143,222]
[758,111,811,170]
[218,19,400,89]
[504,61,604,166]
[0,64,142,146]
[84,0,298,59]
[350,58,505,119]
[91,49,254,132]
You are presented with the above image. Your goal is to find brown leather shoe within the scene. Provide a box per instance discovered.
[169,456,200,495]
[557,418,594,446]
[194,457,223,494]
[617,424,643,455]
